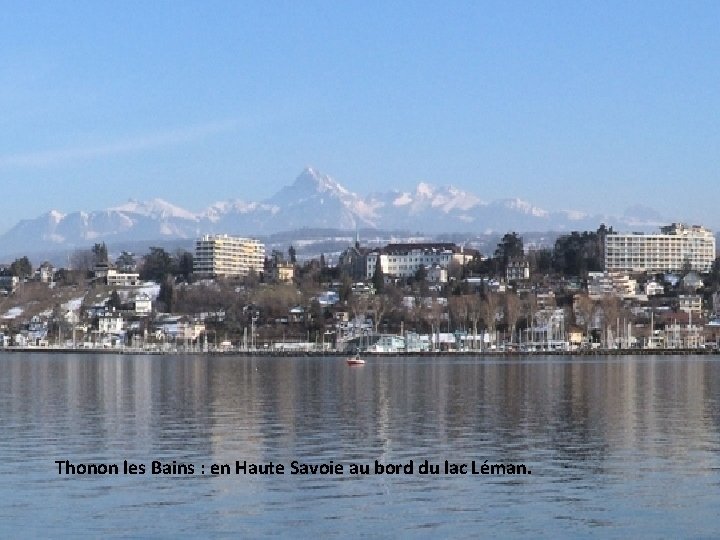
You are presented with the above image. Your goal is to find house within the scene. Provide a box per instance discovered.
[351,282,374,296]
[36,262,55,284]
[486,279,506,293]
[315,291,339,306]
[289,306,305,323]
[106,268,141,287]
[506,259,530,282]
[588,272,637,299]
[154,315,182,339]
[427,264,448,284]
[269,262,295,283]
[338,241,371,281]
[0,275,19,294]
[95,263,140,286]
[678,295,702,315]
[365,243,476,280]
[130,293,152,315]
[645,281,664,296]
[567,326,585,349]
[176,320,205,342]
[98,313,124,335]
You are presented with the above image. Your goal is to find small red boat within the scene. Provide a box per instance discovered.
[346,355,366,366]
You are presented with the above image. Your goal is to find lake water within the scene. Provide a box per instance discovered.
[1,353,719,538]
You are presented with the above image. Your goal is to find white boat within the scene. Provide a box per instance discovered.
[346,355,365,366]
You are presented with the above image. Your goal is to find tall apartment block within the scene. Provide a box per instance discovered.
[194,234,265,278]
[604,223,716,273]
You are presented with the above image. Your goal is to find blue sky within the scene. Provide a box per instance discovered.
[1,1,720,231]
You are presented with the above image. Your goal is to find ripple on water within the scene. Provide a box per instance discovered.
[1,353,720,537]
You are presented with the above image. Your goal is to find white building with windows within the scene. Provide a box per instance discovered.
[645,281,664,296]
[194,234,265,278]
[98,314,124,335]
[506,259,530,282]
[678,294,702,315]
[588,272,637,299]
[605,223,716,273]
[106,268,141,287]
[366,243,474,280]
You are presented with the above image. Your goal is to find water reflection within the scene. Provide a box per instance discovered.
[0,353,719,537]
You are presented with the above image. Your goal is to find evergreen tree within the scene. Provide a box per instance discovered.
[158,276,175,312]
[175,250,194,282]
[494,232,524,270]
[140,247,173,281]
[115,251,136,271]
[92,243,108,265]
[108,290,122,311]
[339,274,353,303]
[9,256,32,278]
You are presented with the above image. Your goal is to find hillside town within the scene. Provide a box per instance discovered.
[1,222,719,353]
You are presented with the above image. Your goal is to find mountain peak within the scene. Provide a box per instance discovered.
[415,182,435,197]
[0,167,666,257]
[295,167,348,195]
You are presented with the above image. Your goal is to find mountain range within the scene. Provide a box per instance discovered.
[0,167,670,256]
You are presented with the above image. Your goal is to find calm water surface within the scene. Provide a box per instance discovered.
[1,353,719,538]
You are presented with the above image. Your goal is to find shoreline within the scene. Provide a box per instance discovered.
[0,347,718,357]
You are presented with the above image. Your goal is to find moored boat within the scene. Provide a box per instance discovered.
[346,355,365,366]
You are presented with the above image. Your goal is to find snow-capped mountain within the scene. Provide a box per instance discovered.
[0,167,665,256]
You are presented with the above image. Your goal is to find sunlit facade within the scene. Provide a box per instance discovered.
[194,234,265,278]
[605,223,715,273]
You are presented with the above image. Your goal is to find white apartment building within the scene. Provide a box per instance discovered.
[587,271,638,299]
[194,234,265,278]
[678,294,702,315]
[366,243,474,281]
[605,223,716,273]
[106,268,141,287]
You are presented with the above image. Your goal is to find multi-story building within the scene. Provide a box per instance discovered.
[678,294,702,315]
[106,268,141,287]
[605,223,716,273]
[365,243,475,281]
[194,234,265,278]
[506,259,530,282]
[587,271,637,299]
[338,242,371,281]
[269,262,295,283]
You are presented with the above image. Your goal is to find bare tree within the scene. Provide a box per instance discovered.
[466,294,482,348]
[424,297,446,349]
[574,294,597,346]
[481,291,499,334]
[449,295,469,332]
[521,293,538,344]
[370,294,390,334]
[349,293,370,325]
[504,292,522,344]
[599,294,622,348]
[447,260,463,281]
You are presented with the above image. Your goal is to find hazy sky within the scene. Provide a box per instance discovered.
[2,1,720,232]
